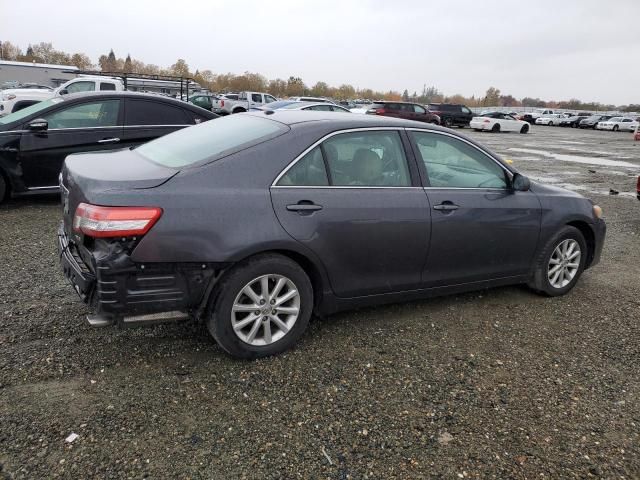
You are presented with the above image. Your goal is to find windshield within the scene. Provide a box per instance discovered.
[136,114,288,168]
[0,98,63,125]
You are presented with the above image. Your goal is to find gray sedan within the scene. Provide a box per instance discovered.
[58,111,606,358]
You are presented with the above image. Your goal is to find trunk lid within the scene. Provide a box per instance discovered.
[60,147,178,236]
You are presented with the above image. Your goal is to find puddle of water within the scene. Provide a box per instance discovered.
[508,148,638,168]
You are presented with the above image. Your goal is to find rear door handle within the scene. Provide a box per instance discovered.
[433,202,459,211]
[97,137,120,144]
[286,203,323,212]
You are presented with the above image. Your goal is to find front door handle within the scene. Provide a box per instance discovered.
[97,137,120,144]
[433,202,459,211]
[286,203,323,212]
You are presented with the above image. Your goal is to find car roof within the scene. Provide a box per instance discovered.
[246,109,446,130]
[61,91,215,113]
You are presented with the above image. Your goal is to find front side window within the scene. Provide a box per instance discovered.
[411,131,507,189]
[43,100,120,129]
[65,81,95,94]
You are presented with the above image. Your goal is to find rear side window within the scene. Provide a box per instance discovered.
[277,147,328,186]
[278,131,411,187]
[125,99,188,125]
[136,114,287,168]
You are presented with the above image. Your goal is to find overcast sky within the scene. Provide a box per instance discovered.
[3,0,639,104]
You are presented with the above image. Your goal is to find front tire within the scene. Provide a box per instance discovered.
[528,226,587,296]
[207,254,313,359]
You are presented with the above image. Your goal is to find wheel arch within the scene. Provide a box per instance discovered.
[198,247,329,320]
[566,220,596,268]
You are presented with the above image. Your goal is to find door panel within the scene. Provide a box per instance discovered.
[19,127,123,188]
[409,129,541,286]
[423,189,540,286]
[271,187,431,297]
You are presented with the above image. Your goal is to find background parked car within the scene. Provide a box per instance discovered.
[596,117,637,131]
[535,113,569,126]
[520,108,556,124]
[288,96,335,104]
[265,101,351,112]
[57,111,605,359]
[366,101,440,124]
[427,103,473,127]
[470,112,530,133]
[212,91,278,114]
[559,113,591,128]
[188,93,219,111]
[579,114,614,129]
[0,76,124,116]
[0,91,216,202]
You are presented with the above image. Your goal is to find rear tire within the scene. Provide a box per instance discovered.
[520,124,529,134]
[528,226,587,297]
[207,253,313,359]
[491,123,501,133]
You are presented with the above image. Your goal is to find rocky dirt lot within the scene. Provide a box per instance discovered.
[1,126,638,479]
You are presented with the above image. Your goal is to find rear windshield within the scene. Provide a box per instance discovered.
[136,114,288,168]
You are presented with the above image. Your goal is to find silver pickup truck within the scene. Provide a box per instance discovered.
[212,91,278,115]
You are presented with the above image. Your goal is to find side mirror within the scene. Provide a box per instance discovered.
[512,173,531,192]
[59,89,69,95]
[28,119,48,131]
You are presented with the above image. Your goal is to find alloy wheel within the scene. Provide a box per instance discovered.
[547,239,581,289]
[231,274,300,346]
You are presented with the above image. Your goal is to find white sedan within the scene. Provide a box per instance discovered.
[596,117,639,132]
[535,113,569,126]
[470,112,530,133]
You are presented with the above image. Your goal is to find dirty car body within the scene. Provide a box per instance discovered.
[58,111,606,358]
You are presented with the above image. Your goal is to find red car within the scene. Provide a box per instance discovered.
[366,101,440,124]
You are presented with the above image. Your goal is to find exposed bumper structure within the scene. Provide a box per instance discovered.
[58,223,221,320]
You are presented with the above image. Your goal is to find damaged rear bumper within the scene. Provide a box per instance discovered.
[57,223,224,319]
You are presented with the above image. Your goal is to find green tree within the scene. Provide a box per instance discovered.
[170,58,190,77]
[123,54,133,73]
[286,76,306,96]
[482,87,501,107]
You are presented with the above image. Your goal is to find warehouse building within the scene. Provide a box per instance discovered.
[0,60,78,88]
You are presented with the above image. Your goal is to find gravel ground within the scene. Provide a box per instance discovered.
[1,126,639,479]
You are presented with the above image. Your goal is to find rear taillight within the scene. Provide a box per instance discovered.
[73,203,162,238]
